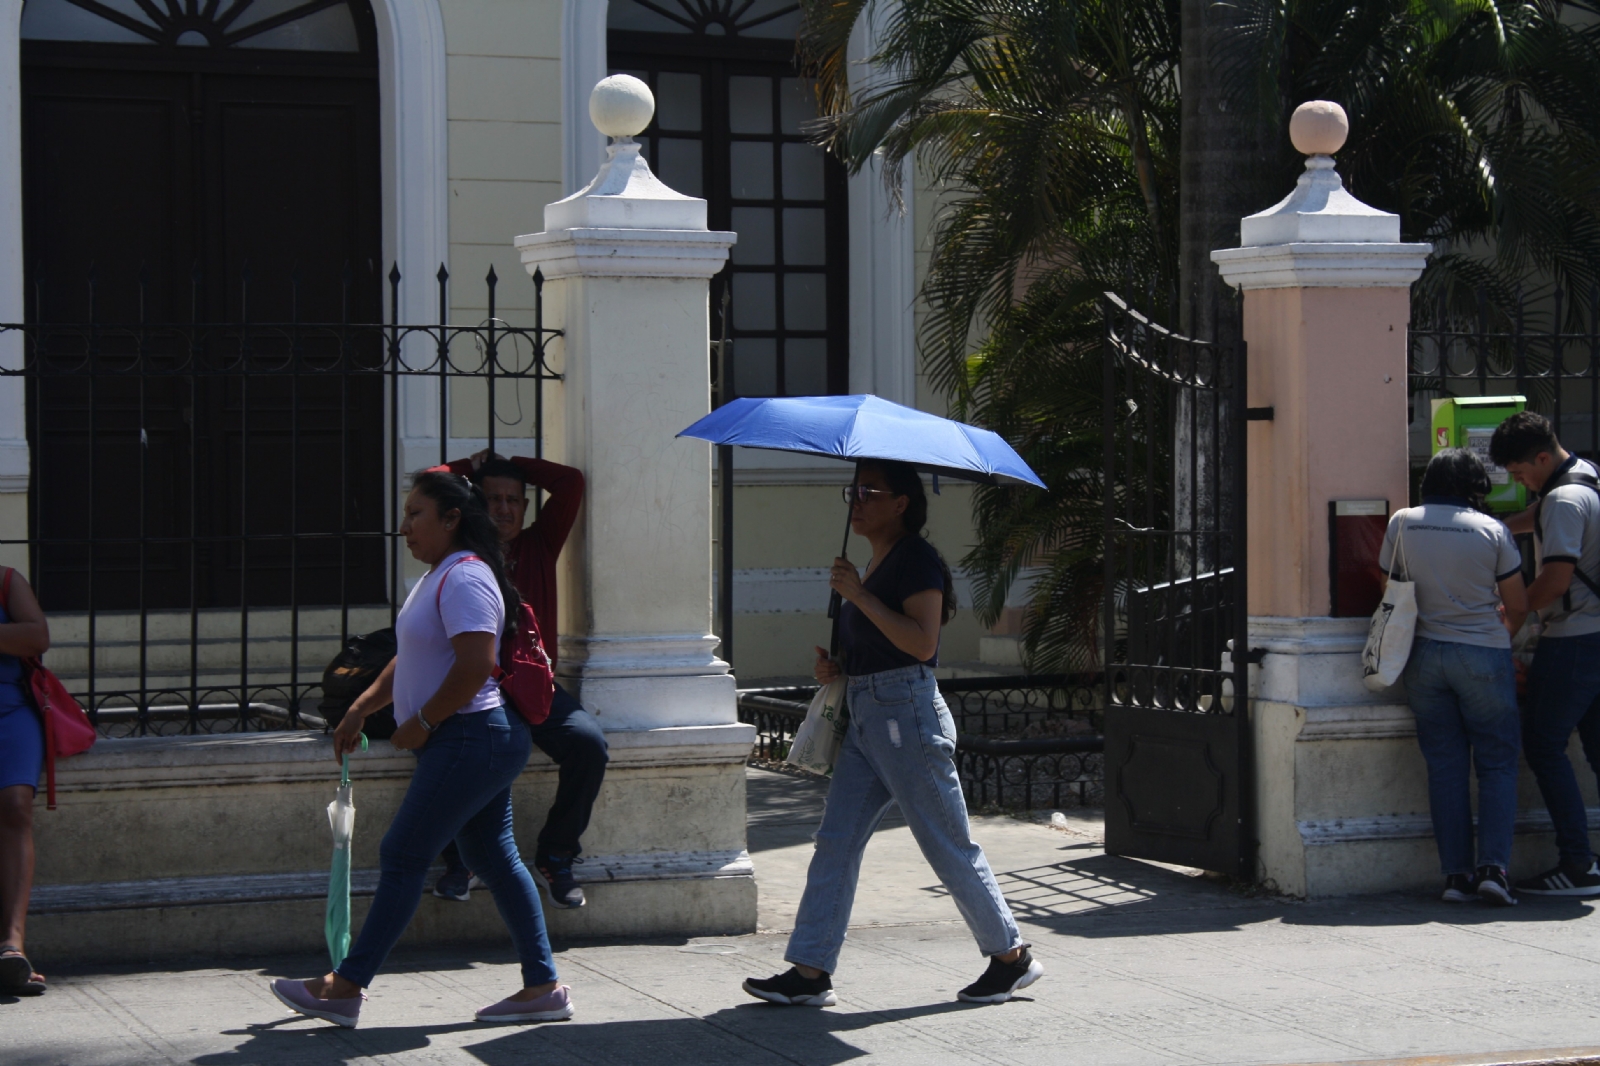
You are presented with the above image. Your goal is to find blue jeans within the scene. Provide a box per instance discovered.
[337,705,556,989]
[786,664,1022,974]
[1525,631,1600,869]
[441,683,609,871]
[1403,638,1522,874]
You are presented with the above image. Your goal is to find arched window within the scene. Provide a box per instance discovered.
[609,0,848,399]
[21,0,366,52]
[607,0,801,39]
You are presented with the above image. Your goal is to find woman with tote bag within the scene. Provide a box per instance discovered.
[1379,449,1528,906]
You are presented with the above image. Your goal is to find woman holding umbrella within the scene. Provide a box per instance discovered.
[269,470,571,1027]
[743,459,1043,1006]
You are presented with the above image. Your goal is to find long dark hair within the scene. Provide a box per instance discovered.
[411,469,523,634]
[860,460,958,624]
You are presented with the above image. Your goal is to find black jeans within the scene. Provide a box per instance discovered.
[442,683,609,869]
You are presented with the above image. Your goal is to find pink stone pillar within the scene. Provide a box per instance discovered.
[1209,102,1434,897]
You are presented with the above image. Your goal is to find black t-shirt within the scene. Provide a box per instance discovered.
[839,534,947,676]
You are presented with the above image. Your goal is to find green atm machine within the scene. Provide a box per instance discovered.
[1431,395,1527,514]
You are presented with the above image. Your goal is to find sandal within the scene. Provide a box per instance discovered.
[0,948,45,995]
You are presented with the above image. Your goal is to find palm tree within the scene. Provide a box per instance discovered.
[798,0,1600,672]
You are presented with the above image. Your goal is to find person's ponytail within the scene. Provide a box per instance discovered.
[860,460,957,625]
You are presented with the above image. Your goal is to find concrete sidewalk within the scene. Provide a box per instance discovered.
[6,766,1600,1066]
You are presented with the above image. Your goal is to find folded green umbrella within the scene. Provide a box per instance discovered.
[325,734,367,971]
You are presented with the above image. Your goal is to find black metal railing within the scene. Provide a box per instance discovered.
[1,263,559,736]
[1410,288,1600,464]
[736,674,1106,809]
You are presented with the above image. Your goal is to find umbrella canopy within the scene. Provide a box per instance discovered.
[677,394,1046,489]
[325,734,366,971]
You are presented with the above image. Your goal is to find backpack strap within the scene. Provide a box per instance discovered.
[1,566,13,613]
[1534,464,1600,612]
[432,553,505,681]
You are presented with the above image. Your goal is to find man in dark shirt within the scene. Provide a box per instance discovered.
[433,451,607,909]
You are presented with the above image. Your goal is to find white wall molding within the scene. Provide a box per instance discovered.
[845,14,916,408]
[516,227,735,280]
[369,0,450,480]
[562,0,610,197]
[1211,242,1433,291]
[0,1,32,494]
[1300,807,1600,847]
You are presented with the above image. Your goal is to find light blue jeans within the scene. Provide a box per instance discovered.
[1403,637,1522,875]
[785,664,1023,974]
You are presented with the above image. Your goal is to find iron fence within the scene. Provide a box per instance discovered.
[1,263,559,735]
[1409,288,1600,467]
[736,674,1105,809]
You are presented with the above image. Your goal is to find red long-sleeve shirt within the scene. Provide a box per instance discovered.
[447,455,584,669]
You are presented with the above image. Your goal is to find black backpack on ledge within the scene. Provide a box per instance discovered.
[319,628,398,739]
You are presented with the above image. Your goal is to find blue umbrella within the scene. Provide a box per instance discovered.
[678,395,1045,655]
[677,394,1046,488]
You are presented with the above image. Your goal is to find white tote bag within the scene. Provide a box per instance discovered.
[1362,517,1417,691]
[786,678,847,776]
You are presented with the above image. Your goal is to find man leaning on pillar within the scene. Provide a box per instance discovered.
[430,450,609,910]
[1491,411,1600,896]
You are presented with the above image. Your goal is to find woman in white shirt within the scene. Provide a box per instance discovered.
[269,470,571,1027]
[1379,449,1528,906]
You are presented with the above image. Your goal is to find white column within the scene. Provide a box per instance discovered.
[0,0,31,497]
[517,76,738,731]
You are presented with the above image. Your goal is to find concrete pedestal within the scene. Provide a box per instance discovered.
[1247,617,1598,896]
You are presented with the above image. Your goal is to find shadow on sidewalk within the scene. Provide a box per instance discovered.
[969,850,1597,938]
[189,999,980,1066]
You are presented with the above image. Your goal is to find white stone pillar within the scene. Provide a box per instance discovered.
[516,77,739,732]
[1211,102,1434,896]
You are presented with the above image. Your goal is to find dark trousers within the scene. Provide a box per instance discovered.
[442,682,609,870]
[1525,632,1600,869]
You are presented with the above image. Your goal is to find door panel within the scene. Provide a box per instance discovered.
[21,52,384,610]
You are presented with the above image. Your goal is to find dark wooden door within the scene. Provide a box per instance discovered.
[21,9,384,611]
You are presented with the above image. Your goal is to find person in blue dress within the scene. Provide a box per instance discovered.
[0,567,52,995]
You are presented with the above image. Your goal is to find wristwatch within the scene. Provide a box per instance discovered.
[417,712,436,733]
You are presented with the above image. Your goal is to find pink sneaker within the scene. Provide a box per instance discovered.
[474,984,574,1023]
[270,978,365,1028]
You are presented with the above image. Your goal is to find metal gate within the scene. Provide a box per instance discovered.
[1100,294,1253,878]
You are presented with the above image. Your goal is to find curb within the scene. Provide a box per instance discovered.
[1291,1050,1600,1066]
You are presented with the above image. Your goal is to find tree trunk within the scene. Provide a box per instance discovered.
[1175,0,1279,584]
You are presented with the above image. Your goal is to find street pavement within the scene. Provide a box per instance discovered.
[6,766,1600,1066]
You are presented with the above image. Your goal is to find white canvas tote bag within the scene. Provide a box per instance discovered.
[1362,517,1417,691]
[786,678,847,776]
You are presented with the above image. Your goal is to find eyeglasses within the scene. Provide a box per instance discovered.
[841,485,897,504]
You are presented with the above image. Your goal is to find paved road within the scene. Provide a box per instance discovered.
[6,767,1600,1066]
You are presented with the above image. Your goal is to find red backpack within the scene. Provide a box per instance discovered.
[2,568,96,809]
[436,555,556,726]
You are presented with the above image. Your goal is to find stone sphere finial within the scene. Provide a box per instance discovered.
[590,74,654,139]
[1290,100,1348,156]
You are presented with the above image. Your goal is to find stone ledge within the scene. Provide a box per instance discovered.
[1299,808,1598,846]
[1299,702,1415,741]
[30,849,754,914]
[51,723,757,792]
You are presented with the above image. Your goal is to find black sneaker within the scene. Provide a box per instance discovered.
[1441,873,1475,903]
[742,967,837,1007]
[957,947,1044,1004]
[432,866,472,902]
[1515,860,1600,896]
[1475,865,1518,906]
[534,852,586,909]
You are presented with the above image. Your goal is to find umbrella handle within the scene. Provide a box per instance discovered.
[340,734,369,787]
[826,468,857,661]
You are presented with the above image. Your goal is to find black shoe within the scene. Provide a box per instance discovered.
[1515,860,1600,896]
[534,852,586,909]
[1474,865,1518,906]
[432,866,472,902]
[958,947,1044,1004]
[742,967,837,1007]
[1442,873,1475,903]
